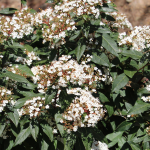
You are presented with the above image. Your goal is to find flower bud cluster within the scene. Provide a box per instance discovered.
[146,126,150,136]
[0,7,34,40]
[106,12,133,30]
[0,87,13,112]
[17,96,47,118]
[118,26,150,52]
[14,49,41,66]
[61,88,105,132]
[91,139,109,150]
[31,55,109,94]
[0,0,111,46]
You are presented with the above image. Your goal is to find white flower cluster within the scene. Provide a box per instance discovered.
[106,12,133,30]
[62,88,105,132]
[31,55,110,94]
[17,96,46,118]
[91,139,109,150]
[0,87,13,112]
[15,50,41,66]
[141,96,150,102]
[0,0,112,45]
[118,26,150,52]
[0,7,34,39]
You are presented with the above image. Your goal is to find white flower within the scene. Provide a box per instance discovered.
[45,105,50,109]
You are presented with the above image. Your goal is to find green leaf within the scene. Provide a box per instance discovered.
[13,64,34,76]
[128,142,141,150]
[92,53,110,67]
[130,60,138,69]
[14,127,30,146]
[21,0,27,6]
[0,8,17,14]
[122,50,143,59]
[6,42,25,50]
[5,140,14,150]
[76,44,86,61]
[30,123,39,142]
[8,109,19,127]
[118,137,126,148]
[3,70,28,83]
[41,139,49,150]
[14,96,34,109]
[41,124,53,142]
[112,73,129,92]
[81,128,93,150]
[64,133,76,150]
[128,101,150,115]
[105,104,114,117]
[106,131,123,141]
[96,27,111,33]
[101,7,117,12]
[116,121,132,132]
[69,30,81,41]
[99,92,110,103]
[55,114,63,124]
[102,33,119,57]
[24,44,33,52]
[0,123,5,136]
[75,137,85,150]
[57,124,64,136]
[124,70,136,78]
[45,91,56,105]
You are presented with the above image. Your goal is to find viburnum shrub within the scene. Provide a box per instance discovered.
[1,0,150,149]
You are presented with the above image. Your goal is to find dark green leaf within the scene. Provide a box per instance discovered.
[8,109,19,127]
[30,123,39,142]
[0,123,5,136]
[128,101,150,115]
[105,104,114,117]
[21,0,27,6]
[122,50,143,59]
[106,131,123,141]
[14,127,30,146]
[99,92,110,103]
[0,8,17,14]
[102,33,119,57]
[112,73,129,92]
[76,44,86,61]
[41,124,53,142]
[3,70,28,83]
[41,139,49,150]
[124,70,136,78]
[69,30,81,41]
[92,53,110,66]
[45,91,56,105]
[116,121,132,132]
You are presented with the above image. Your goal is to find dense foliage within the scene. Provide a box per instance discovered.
[0,0,150,149]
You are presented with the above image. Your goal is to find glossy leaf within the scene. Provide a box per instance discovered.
[112,73,129,92]
[45,91,56,105]
[128,101,150,115]
[124,70,136,78]
[14,127,30,146]
[8,109,19,127]
[76,44,86,61]
[42,124,53,142]
[122,50,143,59]
[0,123,5,136]
[116,121,132,132]
[102,33,119,57]
[92,53,110,67]
[30,123,39,142]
